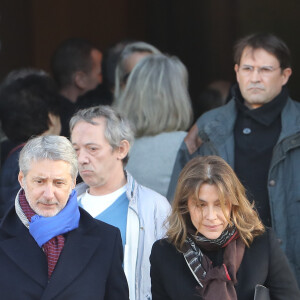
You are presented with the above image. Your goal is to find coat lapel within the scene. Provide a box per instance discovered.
[40,217,102,300]
[0,219,48,287]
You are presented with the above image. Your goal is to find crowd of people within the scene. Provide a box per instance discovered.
[0,32,299,300]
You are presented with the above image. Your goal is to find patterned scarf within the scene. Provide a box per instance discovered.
[183,225,245,300]
[188,224,238,251]
[18,190,79,279]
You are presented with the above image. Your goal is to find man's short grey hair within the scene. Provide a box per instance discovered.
[19,135,78,180]
[114,41,161,101]
[69,105,134,164]
[115,54,192,137]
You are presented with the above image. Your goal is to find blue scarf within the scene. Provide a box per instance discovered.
[29,189,80,247]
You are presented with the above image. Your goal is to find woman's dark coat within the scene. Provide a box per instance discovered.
[150,228,300,300]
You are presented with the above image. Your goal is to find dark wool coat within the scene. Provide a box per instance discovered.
[0,207,129,300]
[150,228,300,300]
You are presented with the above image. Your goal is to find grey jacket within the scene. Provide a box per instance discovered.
[76,171,171,300]
[168,97,300,285]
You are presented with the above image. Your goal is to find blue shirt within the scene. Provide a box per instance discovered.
[93,192,129,249]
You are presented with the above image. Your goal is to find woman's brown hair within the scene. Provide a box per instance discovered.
[167,155,265,251]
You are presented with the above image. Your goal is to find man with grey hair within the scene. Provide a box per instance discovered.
[70,105,171,300]
[0,135,129,299]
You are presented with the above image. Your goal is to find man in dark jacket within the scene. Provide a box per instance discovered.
[0,73,62,220]
[0,135,129,299]
[168,33,300,286]
[51,38,103,137]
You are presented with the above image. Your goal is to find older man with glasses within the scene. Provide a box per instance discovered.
[168,33,300,287]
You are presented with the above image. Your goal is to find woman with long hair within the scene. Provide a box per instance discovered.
[115,54,192,198]
[150,156,300,299]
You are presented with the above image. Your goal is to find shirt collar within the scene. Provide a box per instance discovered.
[233,84,288,126]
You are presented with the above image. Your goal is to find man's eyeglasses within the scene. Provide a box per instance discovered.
[239,65,281,77]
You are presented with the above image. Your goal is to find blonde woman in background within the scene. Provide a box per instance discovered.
[115,54,192,198]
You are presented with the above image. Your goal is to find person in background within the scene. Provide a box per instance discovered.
[113,41,160,102]
[76,40,131,109]
[116,54,192,198]
[192,80,231,121]
[0,73,61,219]
[70,105,170,300]
[1,68,48,87]
[0,68,50,160]
[151,155,300,300]
[102,40,134,94]
[51,38,103,136]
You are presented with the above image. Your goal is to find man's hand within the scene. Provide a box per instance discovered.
[184,123,203,155]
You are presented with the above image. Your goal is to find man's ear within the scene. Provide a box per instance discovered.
[234,64,240,83]
[72,178,76,189]
[117,140,130,160]
[281,68,292,86]
[18,171,25,188]
[74,71,88,90]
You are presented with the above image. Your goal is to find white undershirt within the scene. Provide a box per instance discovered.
[80,185,127,218]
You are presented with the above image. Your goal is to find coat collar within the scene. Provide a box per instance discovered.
[75,170,139,210]
[277,98,300,143]
[41,209,103,299]
[197,99,237,148]
[0,207,48,287]
[196,100,237,167]
[0,207,104,300]
[196,97,300,168]
[198,96,300,145]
